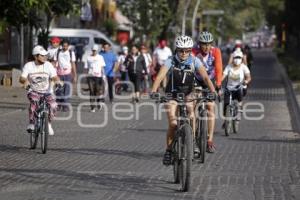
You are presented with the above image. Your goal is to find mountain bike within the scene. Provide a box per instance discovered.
[193,87,216,163]
[224,84,244,136]
[156,94,193,192]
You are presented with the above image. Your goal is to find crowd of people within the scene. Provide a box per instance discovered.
[20,31,252,165]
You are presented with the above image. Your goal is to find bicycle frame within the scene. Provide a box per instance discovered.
[34,96,49,131]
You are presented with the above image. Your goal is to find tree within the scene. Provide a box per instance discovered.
[0,0,43,32]
[116,0,179,45]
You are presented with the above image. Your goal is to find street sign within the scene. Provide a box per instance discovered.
[202,10,224,15]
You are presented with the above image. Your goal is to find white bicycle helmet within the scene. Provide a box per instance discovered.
[198,31,214,43]
[175,35,194,49]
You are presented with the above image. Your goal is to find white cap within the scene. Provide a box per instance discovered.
[235,39,242,45]
[233,49,243,58]
[122,46,128,52]
[92,44,99,51]
[32,45,48,56]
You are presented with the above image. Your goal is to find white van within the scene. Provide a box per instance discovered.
[48,28,120,61]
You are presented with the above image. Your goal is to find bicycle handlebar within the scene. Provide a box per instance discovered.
[151,93,217,104]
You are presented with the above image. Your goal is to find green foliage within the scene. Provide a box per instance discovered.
[197,0,264,41]
[0,0,80,33]
[102,19,118,37]
[117,0,179,43]
[0,0,42,30]
[277,48,300,81]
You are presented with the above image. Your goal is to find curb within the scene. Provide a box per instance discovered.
[274,53,300,133]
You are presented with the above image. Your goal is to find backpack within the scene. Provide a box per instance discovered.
[56,49,74,62]
[165,56,195,95]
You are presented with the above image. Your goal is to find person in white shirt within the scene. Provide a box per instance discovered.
[47,37,61,66]
[117,46,129,92]
[84,45,106,112]
[222,50,251,121]
[19,45,63,135]
[140,45,152,93]
[54,40,77,112]
[152,39,172,89]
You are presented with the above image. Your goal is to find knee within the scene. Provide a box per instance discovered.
[207,104,215,114]
[169,120,177,130]
[188,112,195,121]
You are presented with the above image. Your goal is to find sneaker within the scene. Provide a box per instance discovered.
[90,108,96,113]
[162,149,172,166]
[194,141,200,154]
[26,124,35,133]
[48,123,54,136]
[206,141,216,153]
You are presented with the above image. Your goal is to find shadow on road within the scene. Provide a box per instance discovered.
[51,147,163,160]
[0,167,191,198]
[228,137,299,144]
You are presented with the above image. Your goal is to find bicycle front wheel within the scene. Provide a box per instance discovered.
[225,106,232,136]
[179,124,193,192]
[30,129,38,149]
[198,110,208,163]
[233,102,240,133]
[173,139,179,184]
[41,112,49,154]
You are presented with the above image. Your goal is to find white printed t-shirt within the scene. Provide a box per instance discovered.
[55,50,76,75]
[21,61,57,93]
[223,63,250,90]
[85,54,106,77]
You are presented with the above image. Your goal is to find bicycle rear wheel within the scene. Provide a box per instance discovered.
[225,106,232,136]
[41,112,49,154]
[198,110,208,163]
[179,124,192,192]
[30,129,38,149]
[173,139,179,184]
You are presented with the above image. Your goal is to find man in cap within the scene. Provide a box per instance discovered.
[19,45,63,135]
[48,37,61,66]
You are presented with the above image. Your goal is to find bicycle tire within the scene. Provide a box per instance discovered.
[179,124,192,192]
[198,110,208,163]
[233,101,240,133]
[233,120,239,133]
[30,129,38,149]
[225,106,232,136]
[41,112,49,154]
[173,139,179,184]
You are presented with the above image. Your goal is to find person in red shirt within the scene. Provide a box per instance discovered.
[192,31,223,153]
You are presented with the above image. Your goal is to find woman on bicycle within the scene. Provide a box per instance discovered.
[151,35,216,165]
[19,45,63,135]
[222,50,251,121]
